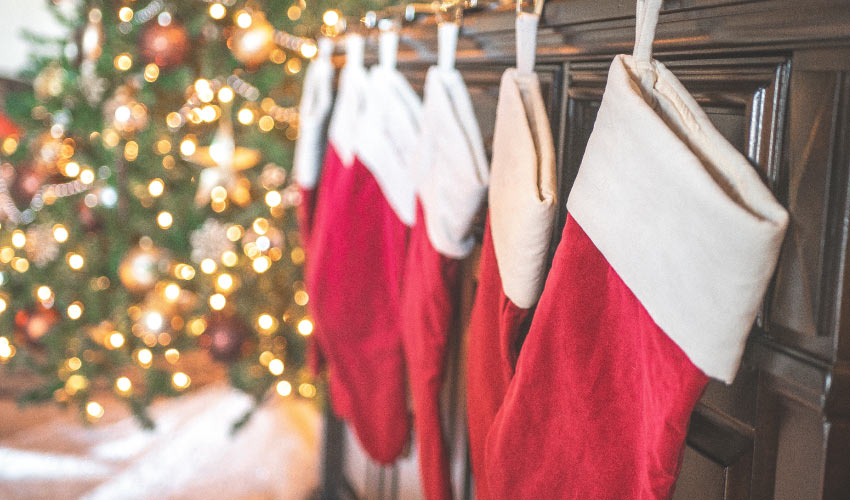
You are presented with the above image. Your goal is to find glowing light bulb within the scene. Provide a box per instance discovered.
[209,293,226,310]
[36,286,53,301]
[209,3,226,19]
[265,190,282,207]
[297,318,314,336]
[64,161,80,177]
[144,312,164,332]
[67,357,81,371]
[114,105,131,123]
[200,258,217,274]
[180,138,196,156]
[210,186,228,203]
[67,302,83,320]
[236,11,253,28]
[164,348,180,364]
[252,218,269,235]
[177,264,196,280]
[148,179,165,197]
[118,7,134,22]
[298,383,317,398]
[86,401,105,419]
[116,376,132,394]
[300,42,318,59]
[79,168,95,184]
[237,108,254,125]
[226,225,243,241]
[0,340,13,361]
[276,380,292,396]
[268,358,284,375]
[221,251,238,267]
[53,225,69,243]
[216,273,233,291]
[108,332,125,349]
[136,348,153,367]
[11,230,26,248]
[172,371,191,389]
[68,253,84,270]
[218,87,234,103]
[114,53,133,71]
[167,112,183,128]
[144,63,160,82]
[0,298,6,314]
[157,211,173,229]
[323,9,340,26]
[252,256,271,273]
[164,283,181,301]
[258,313,274,331]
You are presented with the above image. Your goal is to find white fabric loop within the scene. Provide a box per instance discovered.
[379,31,399,70]
[345,34,365,69]
[633,0,663,64]
[438,22,459,71]
[317,37,334,61]
[515,13,539,76]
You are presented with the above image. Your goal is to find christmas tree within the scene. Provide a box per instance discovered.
[0,0,370,425]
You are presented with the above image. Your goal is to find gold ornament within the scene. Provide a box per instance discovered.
[34,63,66,101]
[229,12,276,67]
[186,105,260,207]
[119,244,170,293]
[104,84,149,135]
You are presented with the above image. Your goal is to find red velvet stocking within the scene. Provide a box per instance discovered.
[465,218,533,500]
[401,201,463,500]
[485,215,709,500]
[305,144,410,464]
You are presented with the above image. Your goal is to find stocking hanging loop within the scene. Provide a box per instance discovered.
[516,0,545,16]
[515,0,544,75]
[633,0,663,65]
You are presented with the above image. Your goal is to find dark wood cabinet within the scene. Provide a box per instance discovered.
[323,1,850,498]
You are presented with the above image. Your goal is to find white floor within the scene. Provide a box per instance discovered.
[0,385,321,500]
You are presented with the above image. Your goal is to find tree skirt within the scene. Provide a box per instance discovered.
[0,385,321,500]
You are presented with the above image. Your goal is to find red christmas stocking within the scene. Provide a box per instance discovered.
[306,32,420,464]
[293,37,334,247]
[402,22,490,500]
[465,13,556,500]
[292,37,335,376]
[485,1,789,498]
[302,34,367,416]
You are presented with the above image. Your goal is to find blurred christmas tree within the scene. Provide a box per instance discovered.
[0,0,372,425]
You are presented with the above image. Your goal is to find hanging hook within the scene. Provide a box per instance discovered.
[516,0,545,17]
[435,0,464,26]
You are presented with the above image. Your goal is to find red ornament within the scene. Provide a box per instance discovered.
[203,313,250,362]
[140,22,189,70]
[14,306,60,345]
[0,109,20,138]
[78,202,104,233]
